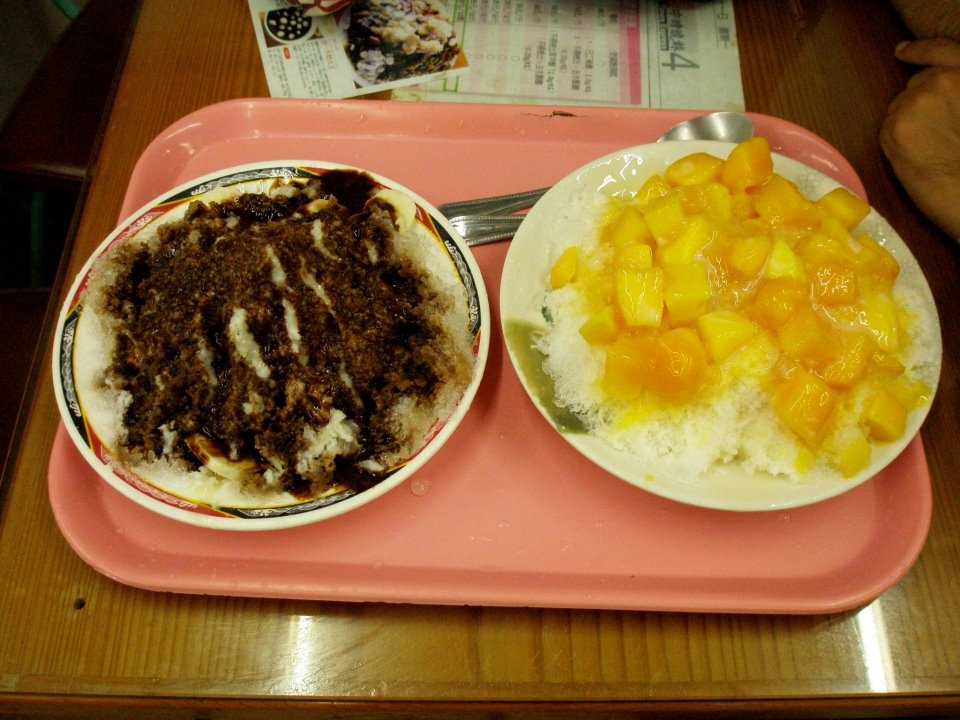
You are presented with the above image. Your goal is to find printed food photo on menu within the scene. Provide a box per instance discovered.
[251,0,468,98]
[341,0,467,88]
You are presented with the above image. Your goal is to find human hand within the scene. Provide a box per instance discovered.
[880,38,960,239]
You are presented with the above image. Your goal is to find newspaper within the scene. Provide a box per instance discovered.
[248,0,743,109]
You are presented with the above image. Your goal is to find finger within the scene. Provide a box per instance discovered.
[896,38,960,68]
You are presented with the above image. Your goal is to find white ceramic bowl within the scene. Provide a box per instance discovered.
[53,161,489,530]
[500,141,941,511]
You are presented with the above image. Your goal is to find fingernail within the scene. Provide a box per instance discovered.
[895,40,911,55]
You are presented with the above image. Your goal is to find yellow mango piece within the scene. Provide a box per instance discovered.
[753,175,823,229]
[663,263,713,326]
[822,333,873,389]
[836,434,872,478]
[720,136,774,191]
[642,192,686,243]
[665,152,724,186]
[607,206,653,248]
[888,376,932,410]
[602,333,657,399]
[819,215,854,245]
[679,182,734,221]
[616,266,664,327]
[816,186,870,230]
[617,242,654,269]
[658,214,714,266]
[649,328,708,399]
[863,388,907,442]
[580,266,615,311]
[777,307,843,371]
[549,246,579,289]
[771,367,837,448]
[579,305,621,345]
[853,233,900,291]
[749,277,808,328]
[794,232,855,268]
[860,290,901,352]
[636,174,671,204]
[870,349,906,377]
[731,190,759,221]
[811,261,858,306]
[696,310,758,363]
[727,235,772,279]
[764,237,807,281]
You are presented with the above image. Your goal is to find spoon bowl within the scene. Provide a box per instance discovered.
[657,111,755,143]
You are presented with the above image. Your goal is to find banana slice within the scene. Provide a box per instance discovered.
[185,433,261,483]
[368,188,416,232]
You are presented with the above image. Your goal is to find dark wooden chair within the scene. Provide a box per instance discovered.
[0,0,140,477]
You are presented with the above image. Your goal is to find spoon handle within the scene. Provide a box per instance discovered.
[437,187,550,219]
[448,214,524,246]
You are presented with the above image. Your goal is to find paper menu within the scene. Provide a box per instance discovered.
[248,0,744,109]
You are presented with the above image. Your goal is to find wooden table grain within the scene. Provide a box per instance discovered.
[2,0,959,716]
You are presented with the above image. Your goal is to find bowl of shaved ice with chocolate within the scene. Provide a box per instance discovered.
[501,138,941,511]
[53,161,489,529]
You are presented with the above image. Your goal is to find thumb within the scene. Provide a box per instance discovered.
[896,38,960,67]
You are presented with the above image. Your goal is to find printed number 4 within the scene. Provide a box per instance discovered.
[663,52,699,70]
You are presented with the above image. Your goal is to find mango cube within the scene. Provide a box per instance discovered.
[811,261,858,306]
[870,349,906,377]
[720,136,774,190]
[617,242,654,269]
[663,263,712,326]
[771,367,837,448]
[863,388,908,442]
[679,182,734,221]
[764,237,807,281]
[607,206,653,248]
[649,328,708,399]
[549,246,579,289]
[749,277,808,328]
[816,187,870,230]
[819,216,854,245]
[854,233,900,291]
[731,190,759,221]
[579,305,621,345]
[696,310,758,363]
[794,232,855,268]
[576,251,615,310]
[636,174,671,204]
[665,152,724,186]
[777,308,843,371]
[658,214,715,266]
[836,434,872,477]
[602,334,656,398]
[822,333,873,389]
[727,235,772,279]
[754,175,822,229]
[617,266,664,327]
[642,192,686,243]
[860,290,901,352]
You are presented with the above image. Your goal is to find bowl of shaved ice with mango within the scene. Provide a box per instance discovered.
[500,138,941,511]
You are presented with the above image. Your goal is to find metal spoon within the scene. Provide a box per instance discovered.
[444,111,755,246]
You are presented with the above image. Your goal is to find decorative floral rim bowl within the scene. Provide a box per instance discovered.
[53,161,489,530]
[500,141,942,512]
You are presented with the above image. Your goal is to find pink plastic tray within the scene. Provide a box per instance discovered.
[49,99,932,613]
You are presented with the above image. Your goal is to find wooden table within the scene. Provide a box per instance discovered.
[2,0,959,716]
